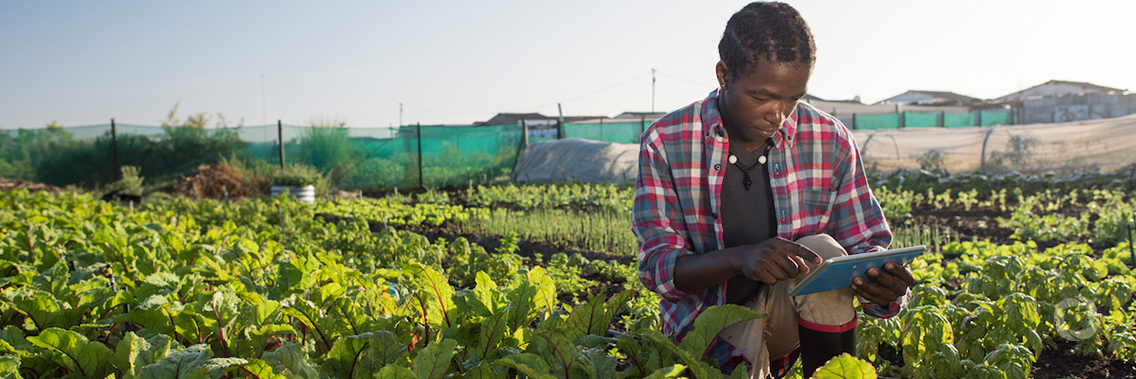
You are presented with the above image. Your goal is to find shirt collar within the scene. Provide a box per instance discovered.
[702,89,798,149]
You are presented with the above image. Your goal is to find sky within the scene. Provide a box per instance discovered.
[2,0,1135,129]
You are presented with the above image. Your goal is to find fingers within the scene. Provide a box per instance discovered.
[780,239,822,265]
[886,262,916,286]
[851,279,894,305]
[852,263,913,304]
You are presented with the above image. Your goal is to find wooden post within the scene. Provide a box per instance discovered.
[277,120,285,168]
[851,113,857,130]
[111,118,119,179]
[976,110,983,127]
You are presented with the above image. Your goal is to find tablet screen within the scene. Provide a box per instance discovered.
[788,245,926,297]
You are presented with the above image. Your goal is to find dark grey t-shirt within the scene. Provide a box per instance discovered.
[721,139,777,303]
[721,140,777,247]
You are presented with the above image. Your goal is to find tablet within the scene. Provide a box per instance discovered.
[788,245,926,297]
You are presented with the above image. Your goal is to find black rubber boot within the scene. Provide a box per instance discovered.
[797,321,856,378]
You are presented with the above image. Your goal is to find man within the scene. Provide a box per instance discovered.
[632,2,914,377]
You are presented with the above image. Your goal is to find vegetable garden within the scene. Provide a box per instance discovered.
[2,168,1136,378]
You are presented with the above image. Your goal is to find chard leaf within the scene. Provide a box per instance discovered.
[470,272,503,316]
[321,332,378,379]
[0,354,22,379]
[565,294,608,340]
[261,342,318,379]
[642,330,719,379]
[642,364,686,379]
[412,338,457,379]
[237,324,296,360]
[231,358,285,379]
[269,260,305,301]
[26,327,110,378]
[369,330,408,367]
[676,304,762,360]
[492,353,555,379]
[113,332,180,379]
[3,288,64,331]
[406,263,454,328]
[473,311,510,362]
[375,365,417,379]
[812,353,877,379]
[138,344,212,379]
[527,267,557,314]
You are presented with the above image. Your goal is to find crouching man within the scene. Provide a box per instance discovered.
[632,2,914,377]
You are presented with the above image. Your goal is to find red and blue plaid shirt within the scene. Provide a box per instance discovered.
[633,89,901,344]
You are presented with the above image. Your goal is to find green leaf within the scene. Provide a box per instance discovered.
[368,330,409,367]
[676,304,763,359]
[527,267,557,314]
[642,330,719,379]
[565,294,608,340]
[321,333,378,379]
[492,353,555,379]
[261,342,319,379]
[26,327,111,378]
[406,263,455,328]
[375,365,418,379]
[412,338,457,379]
[113,332,180,379]
[138,344,213,379]
[0,354,22,379]
[231,358,286,379]
[472,311,511,362]
[236,324,296,360]
[812,353,877,379]
[642,364,686,379]
[2,288,64,331]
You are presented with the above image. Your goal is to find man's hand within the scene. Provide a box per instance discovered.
[737,237,823,286]
[851,262,914,304]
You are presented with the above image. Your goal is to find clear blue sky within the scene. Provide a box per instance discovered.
[2,0,1134,129]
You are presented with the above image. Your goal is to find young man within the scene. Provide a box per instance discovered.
[632,2,914,377]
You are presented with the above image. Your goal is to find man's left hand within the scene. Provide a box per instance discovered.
[851,262,914,305]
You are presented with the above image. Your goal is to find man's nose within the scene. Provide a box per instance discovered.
[764,102,788,124]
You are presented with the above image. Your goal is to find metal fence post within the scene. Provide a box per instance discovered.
[416,123,424,188]
[521,120,529,151]
[277,120,285,169]
[110,118,120,179]
[557,103,565,139]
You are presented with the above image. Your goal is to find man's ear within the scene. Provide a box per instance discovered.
[715,61,729,89]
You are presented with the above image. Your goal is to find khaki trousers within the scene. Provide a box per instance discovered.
[719,234,858,378]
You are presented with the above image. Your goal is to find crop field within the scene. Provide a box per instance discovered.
[2,169,1136,378]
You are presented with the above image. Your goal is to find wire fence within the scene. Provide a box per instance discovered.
[3,111,1134,190]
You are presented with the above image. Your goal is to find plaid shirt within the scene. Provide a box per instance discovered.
[633,89,900,341]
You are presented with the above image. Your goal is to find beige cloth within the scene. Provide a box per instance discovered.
[719,234,857,378]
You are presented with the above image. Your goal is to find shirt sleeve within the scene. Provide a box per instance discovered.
[632,130,696,302]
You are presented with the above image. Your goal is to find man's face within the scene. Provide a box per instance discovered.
[715,58,812,149]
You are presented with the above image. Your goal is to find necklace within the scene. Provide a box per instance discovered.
[728,142,772,191]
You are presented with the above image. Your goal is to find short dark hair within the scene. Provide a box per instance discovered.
[718,2,816,78]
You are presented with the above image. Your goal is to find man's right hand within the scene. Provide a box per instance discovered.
[673,237,823,294]
[735,237,822,286]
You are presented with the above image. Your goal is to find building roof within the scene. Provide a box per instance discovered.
[874,90,982,106]
[613,112,667,120]
[477,113,553,126]
[994,80,1128,102]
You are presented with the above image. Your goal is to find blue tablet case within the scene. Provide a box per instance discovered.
[788,245,927,297]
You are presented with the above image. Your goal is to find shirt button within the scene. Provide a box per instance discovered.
[711,212,718,219]
[714,164,721,170]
